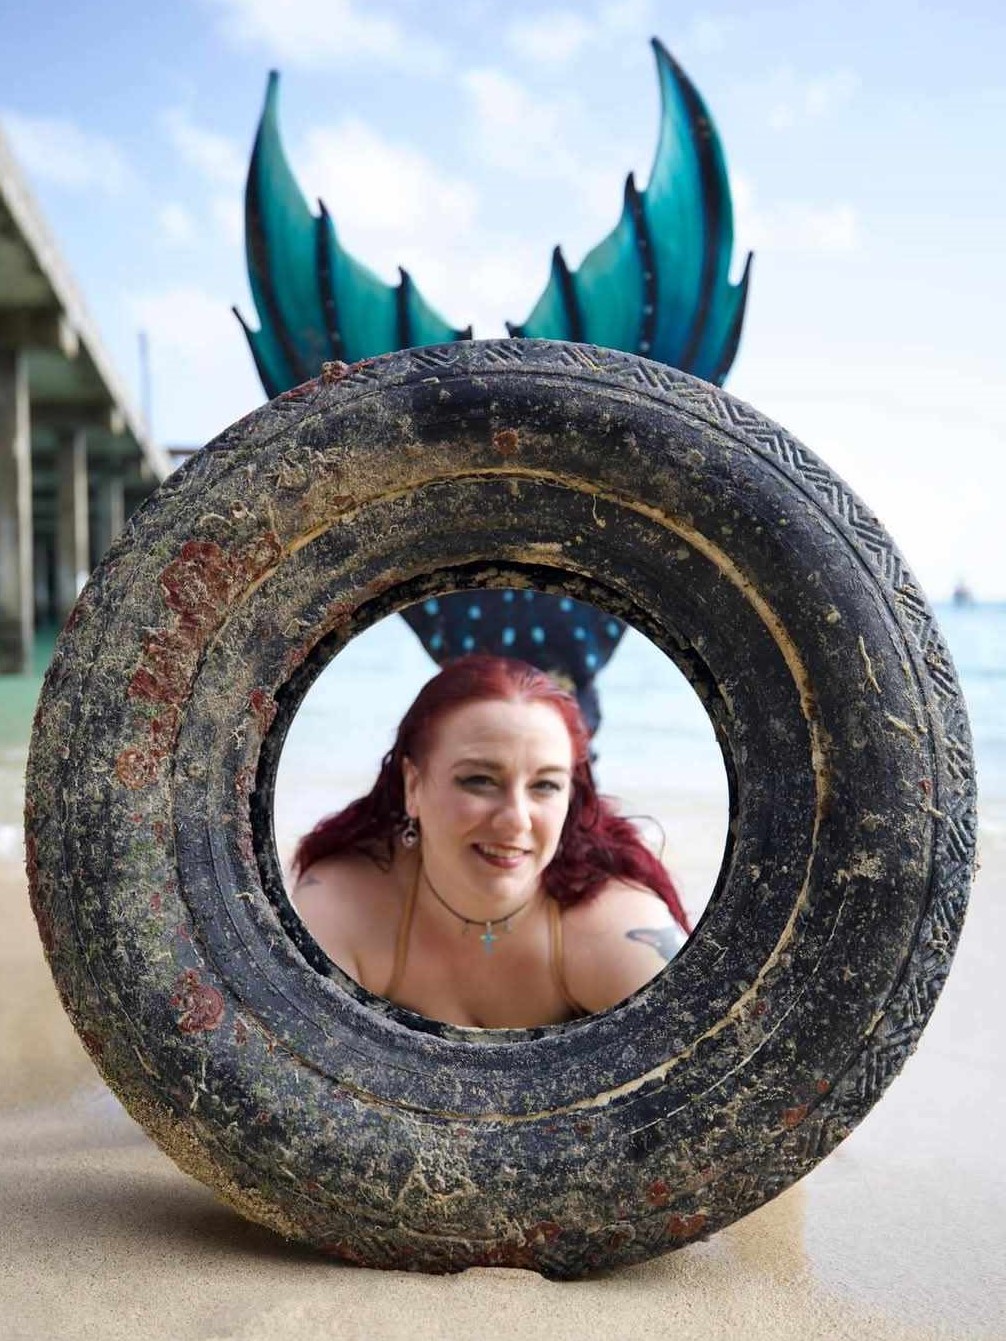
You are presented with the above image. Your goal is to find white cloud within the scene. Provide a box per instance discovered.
[296,118,477,255]
[767,67,860,131]
[799,202,857,252]
[227,116,485,334]
[159,108,246,249]
[458,60,644,214]
[130,285,233,358]
[467,243,562,335]
[805,69,860,117]
[207,0,445,73]
[162,107,245,188]
[594,0,657,32]
[0,111,132,193]
[732,173,858,255]
[682,16,733,56]
[404,234,554,340]
[157,202,198,246]
[505,11,595,66]
[211,195,244,248]
[461,68,585,182]
[504,2,716,67]
[125,285,262,443]
[256,111,572,337]
[457,63,656,283]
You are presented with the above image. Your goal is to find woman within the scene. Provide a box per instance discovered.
[293,655,689,1028]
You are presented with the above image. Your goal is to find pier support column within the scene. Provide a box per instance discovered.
[91,472,124,566]
[55,427,90,622]
[0,348,33,674]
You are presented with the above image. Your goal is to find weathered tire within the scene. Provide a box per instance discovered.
[26,340,976,1276]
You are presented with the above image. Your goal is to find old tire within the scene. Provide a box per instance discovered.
[26,340,976,1276]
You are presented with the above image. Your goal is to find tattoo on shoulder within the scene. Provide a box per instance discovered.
[626,926,680,962]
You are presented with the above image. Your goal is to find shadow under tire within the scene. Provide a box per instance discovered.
[26,340,976,1276]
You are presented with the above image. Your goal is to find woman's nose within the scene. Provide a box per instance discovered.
[493,788,531,835]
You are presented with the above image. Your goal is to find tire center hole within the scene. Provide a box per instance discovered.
[271,594,729,1031]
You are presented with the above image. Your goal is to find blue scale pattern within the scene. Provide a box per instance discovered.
[400,590,626,733]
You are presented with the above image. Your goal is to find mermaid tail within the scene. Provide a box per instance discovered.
[236,42,751,729]
[507,40,751,385]
[400,590,625,734]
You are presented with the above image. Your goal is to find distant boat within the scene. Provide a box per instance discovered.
[952,581,975,608]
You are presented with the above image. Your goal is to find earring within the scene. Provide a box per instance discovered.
[401,816,420,849]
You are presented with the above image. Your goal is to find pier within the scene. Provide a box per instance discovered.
[0,126,168,674]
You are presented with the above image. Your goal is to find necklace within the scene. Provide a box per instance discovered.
[420,865,535,953]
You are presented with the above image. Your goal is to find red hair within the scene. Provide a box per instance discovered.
[293,654,689,931]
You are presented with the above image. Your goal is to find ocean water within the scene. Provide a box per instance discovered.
[1,602,1003,869]
[939,603,1006,815]
[272,599,1006,885]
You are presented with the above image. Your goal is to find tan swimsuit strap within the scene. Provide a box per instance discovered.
[385,861,421,1001]
[548,898,590,1018]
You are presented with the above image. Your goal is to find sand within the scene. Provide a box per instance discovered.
[2,755,1004,1339]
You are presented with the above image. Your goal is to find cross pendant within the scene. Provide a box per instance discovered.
[480,923,497,952]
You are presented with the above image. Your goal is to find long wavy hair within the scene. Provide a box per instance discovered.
[293,654,689,931]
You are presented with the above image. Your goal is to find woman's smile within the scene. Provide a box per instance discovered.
[472,842,532,870]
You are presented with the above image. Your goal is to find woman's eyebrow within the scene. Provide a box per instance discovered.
[453,756,570,775]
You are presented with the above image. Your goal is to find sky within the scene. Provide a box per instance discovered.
[0,0,1003,600]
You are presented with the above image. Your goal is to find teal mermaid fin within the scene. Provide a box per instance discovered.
[235,71,471,398]
[237,46,750,392]
[234,47,752,728]
[507,39,752,385]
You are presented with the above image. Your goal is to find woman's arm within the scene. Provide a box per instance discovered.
[561,882,687,1013]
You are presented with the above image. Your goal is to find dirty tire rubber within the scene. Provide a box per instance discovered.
[27,341,976,1276]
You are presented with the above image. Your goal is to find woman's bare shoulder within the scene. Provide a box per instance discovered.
[562,881,687,1013]
[563,879,678,937]
[292,851,386,896]
[290,853,400,972]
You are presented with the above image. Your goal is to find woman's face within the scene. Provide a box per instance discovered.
[402,697,574,912]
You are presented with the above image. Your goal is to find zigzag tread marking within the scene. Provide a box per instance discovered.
[923,660,958,702]
[554,345,613,372]
[942,816,976,865]
[649,365,688,395]
[748,430,798,466]
[945,741,973,782]
[410,348,462,371]
[715,398,766,431]
[695,414,953,663]
[682,393,735,430]
[925,888,965,938]
[847,499,889,542]
[610,391,952,732]
[896,584,930,615]
[610,361,682,394]
[856,537,899,580]
[795,473,848,511]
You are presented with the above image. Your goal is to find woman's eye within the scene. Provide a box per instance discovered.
[459,774,496,789]
[533,779,564,794]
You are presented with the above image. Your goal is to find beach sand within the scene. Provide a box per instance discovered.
[2,740,1004,1340]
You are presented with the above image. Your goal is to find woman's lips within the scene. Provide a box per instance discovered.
[472,843,530,869]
